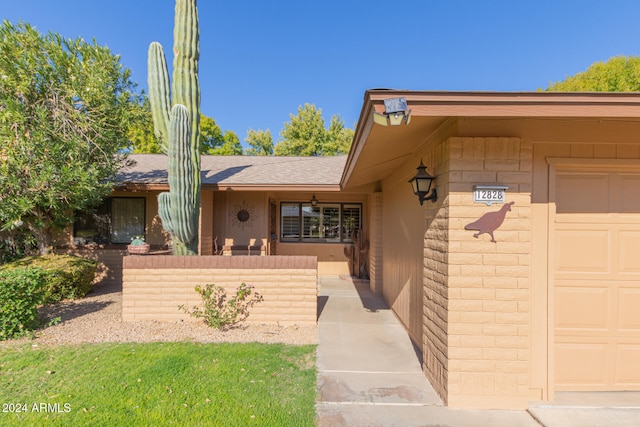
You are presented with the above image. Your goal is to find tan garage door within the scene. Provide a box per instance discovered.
[553,165,640,391]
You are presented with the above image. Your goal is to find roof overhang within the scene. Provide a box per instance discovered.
[341,90,640,189]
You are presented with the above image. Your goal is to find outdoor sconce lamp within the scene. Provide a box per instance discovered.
[310,194,318,206]
[373,97,412,126]
[408,160,438,205]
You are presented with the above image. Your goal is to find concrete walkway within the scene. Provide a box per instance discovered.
[315,276,540,427]
[528,392,640,427]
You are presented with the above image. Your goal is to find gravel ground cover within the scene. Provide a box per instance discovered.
[1,279,317,348]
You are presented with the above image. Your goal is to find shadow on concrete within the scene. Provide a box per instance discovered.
[317,295,329,320]
[350,278,389,312]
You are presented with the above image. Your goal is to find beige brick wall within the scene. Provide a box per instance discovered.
[422,137,533,409]
[421,136,452,403]
[122,255,318,325]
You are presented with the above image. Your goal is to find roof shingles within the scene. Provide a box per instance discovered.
[118,154,347,187]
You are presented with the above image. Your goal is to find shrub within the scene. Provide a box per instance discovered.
[0,229,37,264]
[179,283,264,330]
[0,267,45,340]
[1,255,97,304]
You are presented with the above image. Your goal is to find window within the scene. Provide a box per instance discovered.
[280,202,362,243]
[74,197,146,244]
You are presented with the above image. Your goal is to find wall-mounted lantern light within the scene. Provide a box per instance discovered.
[310,194,318,207]
[408,160,437,205]
[373,97,411,126]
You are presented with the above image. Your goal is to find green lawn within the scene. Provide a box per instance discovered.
[0,342,317,426]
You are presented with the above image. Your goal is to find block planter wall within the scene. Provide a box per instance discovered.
[122,255,318,325]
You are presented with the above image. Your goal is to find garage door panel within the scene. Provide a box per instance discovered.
[555,343,608,388]
[619,289,640,330]
[619,230,640,274]
[555,287,609,331]
[619,175,640,213]
[615,345,640,385]
[556,173,610,213]
[554,230,610,274]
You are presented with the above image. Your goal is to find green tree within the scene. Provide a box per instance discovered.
[244,129,274,156]
[0,21,143,254]
[274,103,353,156]
[546,56,640,92]
[129,98,162,154]
[131,110,242,155]
[200,114,224,154]
[275,103,326,156]
[325,115,354,156]
[208,131,243,155]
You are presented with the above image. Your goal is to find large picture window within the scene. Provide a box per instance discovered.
[280,202,362,243]
[74,197,146,244]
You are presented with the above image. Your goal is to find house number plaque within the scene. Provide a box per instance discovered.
[473,185,508,205]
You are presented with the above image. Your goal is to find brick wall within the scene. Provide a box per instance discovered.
[423,136,533,409]
[421,136,452,403]
[122,255,318,325]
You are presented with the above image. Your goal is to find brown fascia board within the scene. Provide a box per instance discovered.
[201,183,341,192]
[367,90,640,117]
[341,89,640,188]
[120,183,341,192]
[122,183,170,191]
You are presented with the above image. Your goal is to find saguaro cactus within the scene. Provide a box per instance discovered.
[149,0,201,255]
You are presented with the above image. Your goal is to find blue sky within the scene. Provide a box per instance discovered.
[4,0,640,144]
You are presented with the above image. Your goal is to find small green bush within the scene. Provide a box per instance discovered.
[1,255,97,304]
[0,267,45,340]
[0,229,37,264]
[179,283,264,330]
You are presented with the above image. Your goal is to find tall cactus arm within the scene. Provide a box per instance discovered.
[172,0,201,158]
[148,42,171,154]
[158,191,174,233]
[167,104,196,245]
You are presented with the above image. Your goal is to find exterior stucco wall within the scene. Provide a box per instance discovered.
[220,191,268,248]
[380,161,425,348]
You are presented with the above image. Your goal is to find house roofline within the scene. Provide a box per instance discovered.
[341,89,640,188]
[203,184,342,192]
